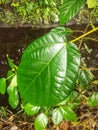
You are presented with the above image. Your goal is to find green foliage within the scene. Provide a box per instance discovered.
[51,27,73,36]
[34,113,48,130]
[92,80,98,85]
[78,69,93,89]
[0,107,7,117]
[52,108,63,125]
[0,0,97,130]
[6,55,17,70]
[17,27,80,106]
[86,0,98,8]
[0,0,62,25]
[23,103,40,116]
[0,0,98,25]
[60,0,85,24]
[60,106,77,121]
[88,92,98,107]
[0,78,6,94]
[7,75,19,109]
[0,0,9,4]
[7,70,14,83]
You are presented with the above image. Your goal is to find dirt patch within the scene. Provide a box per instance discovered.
[0,104,98,130]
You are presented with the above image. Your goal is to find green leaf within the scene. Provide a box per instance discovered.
[68,91,80,109]
[34,113,48,130]
[51,27,73,36]
[70,91,79,101]
[86,0,98,8]
[7,70,15,83]
[23,103,40,116]
[88,92,98,107]
[7,75,19,109]
[60,106,77,121]
[92,80,98,85]
[52,108,63,125]
[17,27,80,106]
[6,55,17,70]
[60,0,85,24]
[78,70,93,89]
[0,78,6,94]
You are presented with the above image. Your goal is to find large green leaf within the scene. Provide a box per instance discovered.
[17,27,80,106]
[60,0,85,25]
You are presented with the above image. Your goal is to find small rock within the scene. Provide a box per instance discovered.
[10,126,18,130]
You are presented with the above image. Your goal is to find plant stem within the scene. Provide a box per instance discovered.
[81,67,98,71]
[70,27,98,43]
[85,37,98,42]
[6,73,16,81]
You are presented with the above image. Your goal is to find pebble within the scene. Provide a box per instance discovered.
[10,126,18,130]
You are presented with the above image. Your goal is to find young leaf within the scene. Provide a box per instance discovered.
[60,0,85,24]
[60,106,77,121]
[23,103,40,116]
[68,91,80,109]
[78,70,93,89]
[17,27,80,106]
[86,0,98,8]
[6,55,17,70]
[7,75,19,109]
[92,80,98,85]
[34,113,48,130]
[0,78,6,94]
[87,92,98,107]
[52,108,63,125]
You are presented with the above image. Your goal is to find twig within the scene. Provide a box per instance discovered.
[85,37,98,42]
[81,67,98,71]
[70,27,98,44]
[0,118,12,125]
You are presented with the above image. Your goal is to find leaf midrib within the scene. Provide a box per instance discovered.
[21,43,66,97]
[61,1,75,14]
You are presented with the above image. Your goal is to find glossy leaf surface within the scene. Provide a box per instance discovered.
[17,27,80,106]
[60,0,85,24]
[34,113,48,130]
[51,27,73,36]
[7,75,19,109]
[52,108,63,125]
[60,106,77,121]
[0,78,6,94]
[23,103,40,116]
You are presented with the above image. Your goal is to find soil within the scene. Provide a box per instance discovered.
[0,104,98,130]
